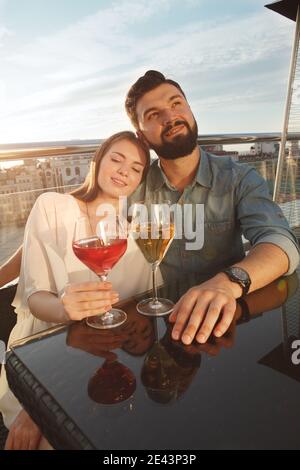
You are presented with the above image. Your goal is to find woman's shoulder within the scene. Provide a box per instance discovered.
[27,192,79,232]
[34,191,75,208]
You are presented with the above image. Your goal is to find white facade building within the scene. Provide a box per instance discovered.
[0,153,92,226]
[252,142,279,155]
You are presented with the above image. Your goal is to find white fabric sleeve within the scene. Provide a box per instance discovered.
[22,193,59,300]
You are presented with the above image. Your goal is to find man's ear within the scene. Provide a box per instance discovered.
[136,130,150,149]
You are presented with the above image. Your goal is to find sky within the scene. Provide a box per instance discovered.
[0,0,296,144]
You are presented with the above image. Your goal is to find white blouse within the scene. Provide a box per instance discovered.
[0,192,159,429]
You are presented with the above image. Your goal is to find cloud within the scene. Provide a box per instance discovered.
[0,25,13,48]
[135,11,292,73]
[3,0,172,69]
[0,1,295,143]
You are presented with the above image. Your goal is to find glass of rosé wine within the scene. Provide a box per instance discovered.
[72,215,127,329]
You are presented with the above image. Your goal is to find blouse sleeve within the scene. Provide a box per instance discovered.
[21,193,67,301]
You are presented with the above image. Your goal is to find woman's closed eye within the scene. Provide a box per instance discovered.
[111,156,142,174]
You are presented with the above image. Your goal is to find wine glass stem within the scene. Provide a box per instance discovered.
[99,274,113,321]
[151,263,159,305]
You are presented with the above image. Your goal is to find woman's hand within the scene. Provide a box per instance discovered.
[66,321,125,359]
[61,281,119,321]
[5,409,42,450]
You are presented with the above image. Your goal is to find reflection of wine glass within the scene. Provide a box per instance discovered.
[131,200,175,316]
[72,215,127,329]
[141,321,201,404]
[141,340,178,404]
[88,360,136,405]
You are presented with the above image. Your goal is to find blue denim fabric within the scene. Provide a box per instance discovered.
[129,148,299,280]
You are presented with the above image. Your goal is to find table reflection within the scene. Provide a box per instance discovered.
[258,273,300,384]
[6,270,300,450]
[88,360,136,405]
[141,320,201,404]
[64,270,299,407]
[66,323,137,406]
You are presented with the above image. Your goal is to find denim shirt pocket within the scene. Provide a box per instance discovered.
[206,220,233,234]
[197,219,235,265]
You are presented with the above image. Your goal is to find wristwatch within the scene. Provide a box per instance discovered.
[222,266,251,297]
[236,297,250,324]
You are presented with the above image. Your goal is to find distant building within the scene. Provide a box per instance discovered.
[287,141,300,158]
[203,144,224,153]
[202,144,239,161]
[0,152,92,227]
[51,154,91,187]
[0,158,44,226]
[252,142,279,155]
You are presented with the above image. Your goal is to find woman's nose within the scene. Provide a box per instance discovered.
[117,165,128,176]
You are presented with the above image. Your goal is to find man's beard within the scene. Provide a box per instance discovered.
[145,119,198,160]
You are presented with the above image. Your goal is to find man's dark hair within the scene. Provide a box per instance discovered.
[125,70,186,129]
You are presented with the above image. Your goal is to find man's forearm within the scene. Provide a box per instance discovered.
[170,243,291,345]
[0,245,22,288]
[214,243,290,298]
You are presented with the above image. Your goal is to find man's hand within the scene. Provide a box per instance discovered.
[169,274,239,345]
[188,316,237,355]
[5,409,42,450]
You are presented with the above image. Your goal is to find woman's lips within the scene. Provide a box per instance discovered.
[111,177,127,187]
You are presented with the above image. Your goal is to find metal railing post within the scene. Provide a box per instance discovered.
[273,5,300,202]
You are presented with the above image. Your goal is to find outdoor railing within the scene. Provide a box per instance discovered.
[1,133,300,160]
[1,132,300,264]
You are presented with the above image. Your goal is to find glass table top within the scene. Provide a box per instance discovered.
[8,270,300,450]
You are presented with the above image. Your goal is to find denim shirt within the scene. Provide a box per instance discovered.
[129,148,299,280]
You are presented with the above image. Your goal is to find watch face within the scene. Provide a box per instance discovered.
[231,267,249,282]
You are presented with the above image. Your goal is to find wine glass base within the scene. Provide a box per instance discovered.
[86,309,127,329]
[136,298,174,317]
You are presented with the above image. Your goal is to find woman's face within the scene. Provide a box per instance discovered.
[97,138,147,199]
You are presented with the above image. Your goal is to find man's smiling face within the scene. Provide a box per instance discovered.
[136,83,198,160]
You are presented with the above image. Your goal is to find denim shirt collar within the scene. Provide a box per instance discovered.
[149,147,213,192]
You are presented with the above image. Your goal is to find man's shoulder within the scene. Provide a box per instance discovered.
[206,151,257,179]
[206,151,243,171]
[204,151,263,194]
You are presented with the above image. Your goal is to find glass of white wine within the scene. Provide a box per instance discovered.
[130,200,175,316]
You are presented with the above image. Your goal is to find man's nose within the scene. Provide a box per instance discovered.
[161,108,177,126]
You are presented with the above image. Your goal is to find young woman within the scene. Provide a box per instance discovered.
[0,131,157,449]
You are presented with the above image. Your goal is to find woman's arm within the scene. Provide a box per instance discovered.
[5,409,42,450]
[28,281,120,324]
[0,245,22,288]
[28,291,69,324]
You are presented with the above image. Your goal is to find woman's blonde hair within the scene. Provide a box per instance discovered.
[70,131,150,202]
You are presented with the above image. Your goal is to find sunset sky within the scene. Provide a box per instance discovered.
[0,0,295,144]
